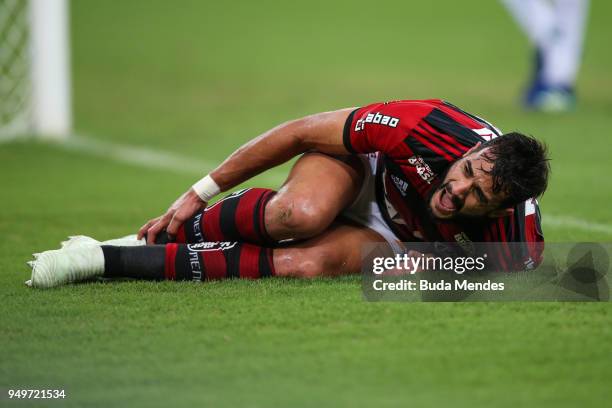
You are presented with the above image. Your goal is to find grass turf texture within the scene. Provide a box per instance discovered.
[1,0,612,406]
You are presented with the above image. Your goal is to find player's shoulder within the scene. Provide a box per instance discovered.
[352,99,442,130]
[345,99,502,159]
[359,99,446,117]
[368,99,502,137]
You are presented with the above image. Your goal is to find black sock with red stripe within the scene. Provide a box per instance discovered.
[164,242,275,280]
[165,188,276,246]
[102,242,275,281]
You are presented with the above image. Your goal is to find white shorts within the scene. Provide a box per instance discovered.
[340,153,405,254]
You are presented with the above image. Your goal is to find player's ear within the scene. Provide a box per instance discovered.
[462,142,481,157]
[488,207,514,218]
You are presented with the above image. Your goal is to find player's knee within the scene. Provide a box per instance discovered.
[275,247,339,278]
[266,195,329,239]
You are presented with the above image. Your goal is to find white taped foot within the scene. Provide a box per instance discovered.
[102,234,145,247]
[61,235,98,249]
[30,247,105,288]
[61,234,145,250]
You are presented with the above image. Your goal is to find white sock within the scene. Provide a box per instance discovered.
[542,0,589,87]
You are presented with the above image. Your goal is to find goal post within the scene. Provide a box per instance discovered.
[30,0,72,138]
[0,0,71,140]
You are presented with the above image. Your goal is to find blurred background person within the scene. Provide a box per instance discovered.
[502,0,589,112]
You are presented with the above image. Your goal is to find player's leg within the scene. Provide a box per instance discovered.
[111,221,385,280]
[266,153,364,241]
[541,0,589,89]
[272,221,387,278]
[164,152,364,245]
[501,0,555,48]
[27,222,387,287]
[502,0,588,111]
[526,0,588,111]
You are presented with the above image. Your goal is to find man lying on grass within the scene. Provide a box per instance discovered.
[26,99,549,288]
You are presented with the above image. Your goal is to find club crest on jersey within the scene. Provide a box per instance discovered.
[408,155,435,184]
[187,242,238,252]
[354,112,399,132]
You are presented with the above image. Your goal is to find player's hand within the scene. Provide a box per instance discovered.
[138,189,206,244]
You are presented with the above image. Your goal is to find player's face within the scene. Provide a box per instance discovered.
[429,146,508,220]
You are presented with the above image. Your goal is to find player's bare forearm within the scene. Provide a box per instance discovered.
[210,108,354,191]
[138,108,354,243]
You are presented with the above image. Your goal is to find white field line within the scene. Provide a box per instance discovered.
[63,135,214,175]
[542,214,612,236]
[0,133,21,143]
[61,135,287,185]
[8,135,612,236]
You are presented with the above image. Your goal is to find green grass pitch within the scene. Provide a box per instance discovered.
[1,0,612,406]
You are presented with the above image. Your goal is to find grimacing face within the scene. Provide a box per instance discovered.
[428,145,513,220]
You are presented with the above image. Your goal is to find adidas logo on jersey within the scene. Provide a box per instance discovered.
[354,112,399,131]
[391,174,409,196]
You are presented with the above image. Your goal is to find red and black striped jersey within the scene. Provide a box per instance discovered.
[343,99,544,270]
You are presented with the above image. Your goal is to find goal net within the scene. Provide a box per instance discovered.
[0,0,71,140]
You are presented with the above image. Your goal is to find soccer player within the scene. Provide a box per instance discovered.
[27,99,549,288]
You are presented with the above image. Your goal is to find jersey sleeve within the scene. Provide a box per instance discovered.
[343,101,438,155]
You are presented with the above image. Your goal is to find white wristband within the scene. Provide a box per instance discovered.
[191,174,221,202]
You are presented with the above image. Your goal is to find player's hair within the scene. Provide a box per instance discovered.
[479,132,550,208]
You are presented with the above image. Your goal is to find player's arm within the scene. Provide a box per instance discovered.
[139,108,354,244]
[210,108,353,189]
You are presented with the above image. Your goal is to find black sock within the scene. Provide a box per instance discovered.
[101,243,275,281]
[102,245,166,280]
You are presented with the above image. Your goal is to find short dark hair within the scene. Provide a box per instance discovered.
[479,132,550,207]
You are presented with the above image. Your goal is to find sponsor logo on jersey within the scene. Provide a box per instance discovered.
[187,250,203,281]
[187,241,238,252]
[354,112,399,131]
[191,212,204,242]
[408,155,435,184]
